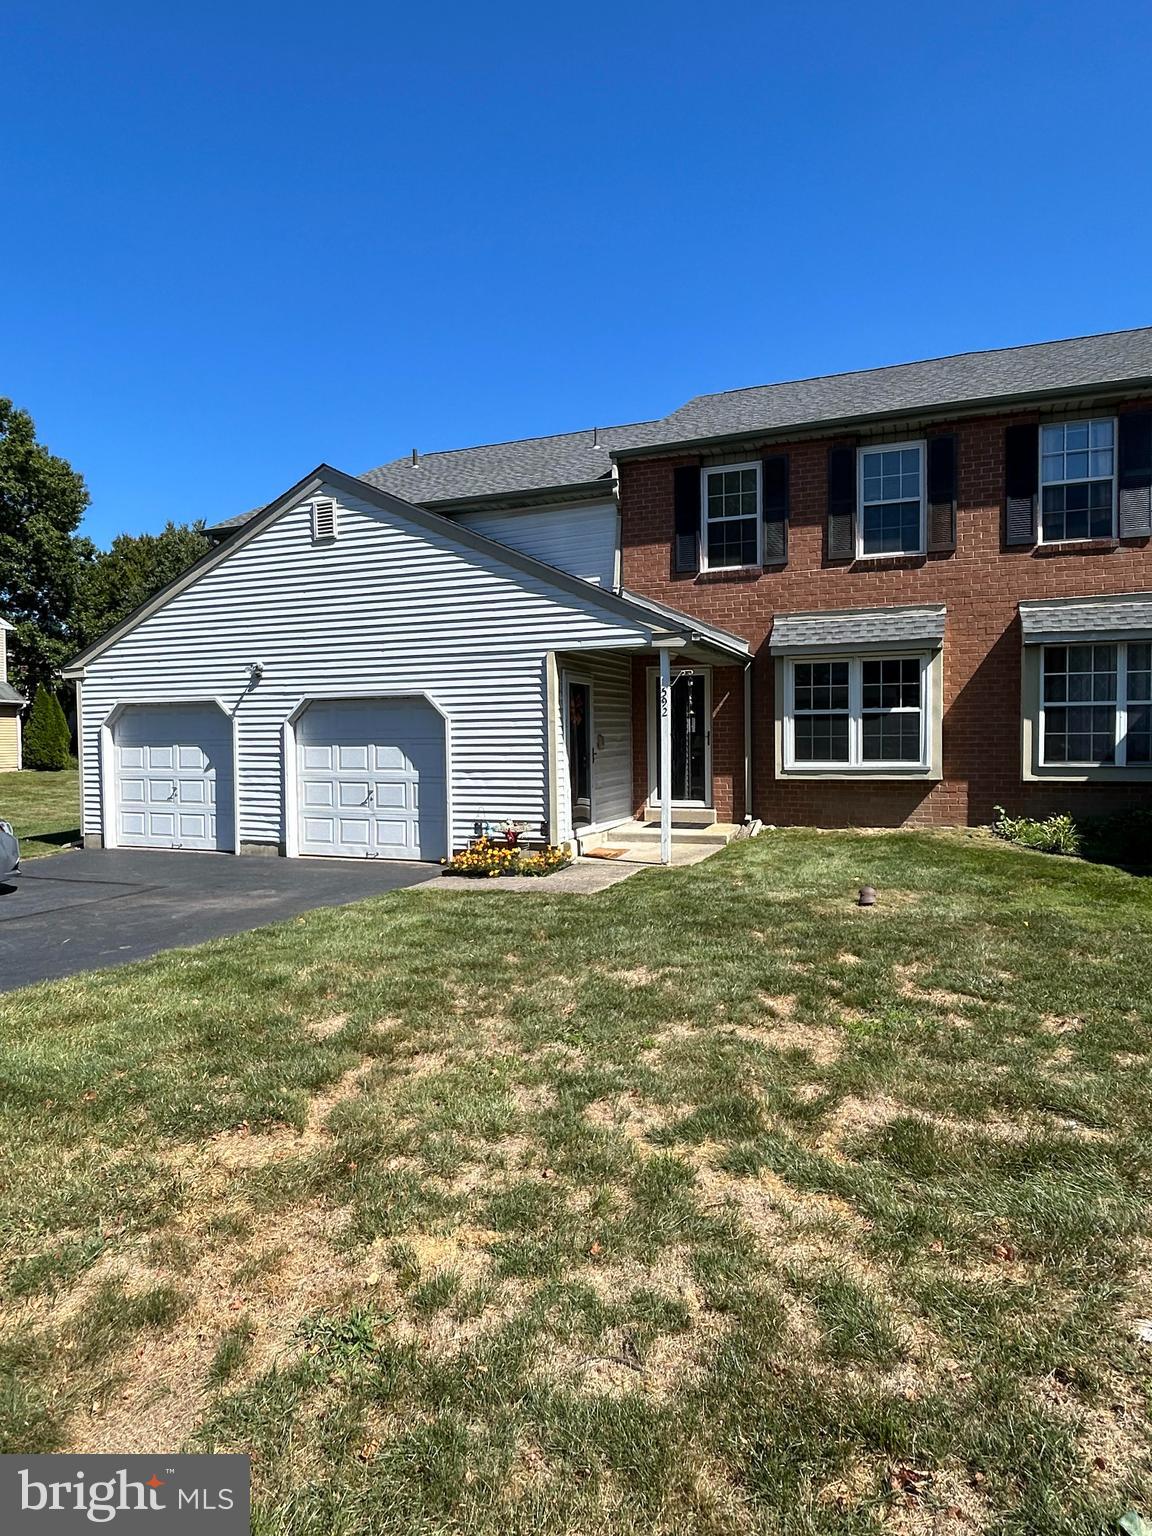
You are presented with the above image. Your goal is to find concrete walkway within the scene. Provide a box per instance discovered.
[433,842,717,894]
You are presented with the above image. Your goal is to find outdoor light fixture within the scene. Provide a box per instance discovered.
[858,886,877,907]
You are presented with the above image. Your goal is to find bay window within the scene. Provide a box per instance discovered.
[787,654,929,769]
[1041,642,1152,766]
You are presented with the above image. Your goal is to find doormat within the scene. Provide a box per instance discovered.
[584,846,627,859]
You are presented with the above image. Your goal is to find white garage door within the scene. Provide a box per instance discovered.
[296,698,447,861]
[114,704,234,852]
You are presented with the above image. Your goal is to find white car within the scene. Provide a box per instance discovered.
[0,819,19,880]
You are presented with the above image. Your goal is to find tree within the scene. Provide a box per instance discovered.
[0,399,90,695]
[74,521,214,649]
[23,685,73,770]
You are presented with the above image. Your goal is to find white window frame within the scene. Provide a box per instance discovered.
[700,461,762,572]
[784,653,931,772]
[856,441,926,559]
[1037,417,1118,545]
[1039,640,1151,768]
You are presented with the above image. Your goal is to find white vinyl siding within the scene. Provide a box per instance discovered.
[554,649,633,839]
[78,488,649,853]
[451,501,619,588]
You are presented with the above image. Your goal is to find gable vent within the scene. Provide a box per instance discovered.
[311,497,338,542]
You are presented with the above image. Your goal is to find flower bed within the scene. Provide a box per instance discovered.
[442,836,573,879]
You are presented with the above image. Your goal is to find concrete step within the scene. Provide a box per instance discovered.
[641,806,717,827]
[601,820,738,848]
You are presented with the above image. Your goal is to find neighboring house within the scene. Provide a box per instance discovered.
[64,326,1152,861]
[0,620,26,772]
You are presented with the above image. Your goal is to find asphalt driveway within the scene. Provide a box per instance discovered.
[0,849,440,992]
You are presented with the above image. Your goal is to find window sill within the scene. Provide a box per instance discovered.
[1033,538,1119,556]
[832,553,928,570]
[695,565,766,583]
[779,766,939,782]
[1024,765,1152,783]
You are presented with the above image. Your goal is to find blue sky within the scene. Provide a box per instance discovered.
[3,1,1150,546]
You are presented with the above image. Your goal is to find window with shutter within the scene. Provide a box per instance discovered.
[857,443,926,557]
[701,462,762,570]
[1039,419,1116,542]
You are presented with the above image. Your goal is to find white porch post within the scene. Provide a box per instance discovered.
[659,647,672,866]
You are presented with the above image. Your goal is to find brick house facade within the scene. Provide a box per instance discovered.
[194,328,1152,852]
[618,398,1152,828]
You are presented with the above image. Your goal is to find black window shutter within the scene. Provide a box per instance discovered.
[826,445,856,560]
[761,454,789,564]
[926,435,957,552]
[673,466,701,573]
[1118,411,1152,538]
[1004,424,1039,546]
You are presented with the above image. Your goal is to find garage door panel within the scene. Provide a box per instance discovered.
[337,816,372,845]
[296,698,447,861]
[374,782,409,810]
[113,705,233,852]
[302,744,335,771]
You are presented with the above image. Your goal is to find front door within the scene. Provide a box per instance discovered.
[649,668,711,806]
[564,678,593,827]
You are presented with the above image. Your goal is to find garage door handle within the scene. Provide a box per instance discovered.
[360,791,374,807]
[166,787,179,801]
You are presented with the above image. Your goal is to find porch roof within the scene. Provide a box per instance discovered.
[617,589,751,661]
[0,681,25,706]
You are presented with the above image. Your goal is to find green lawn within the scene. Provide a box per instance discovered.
[0,766,81,856]
[0,831,1149,1534]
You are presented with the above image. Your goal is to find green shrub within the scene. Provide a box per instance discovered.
[1081,808,1152,869]
[991,806,1082,857]
[22,686,72,771]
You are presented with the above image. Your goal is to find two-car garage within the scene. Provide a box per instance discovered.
[106,696,448,861]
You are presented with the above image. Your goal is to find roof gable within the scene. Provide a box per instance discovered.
[64,464,737,676]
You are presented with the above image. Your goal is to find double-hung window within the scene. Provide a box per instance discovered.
[1041,642,1152,766]
[787,655,929,769]
[858,443,925,557]
[1039,419,1116,542]
[702,462,761,569]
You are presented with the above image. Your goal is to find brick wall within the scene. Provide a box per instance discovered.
[620,402,1152,827]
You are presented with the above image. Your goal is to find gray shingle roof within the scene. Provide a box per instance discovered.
[769,605,946,654]
[209,420,664,531]
[643,327,1152,449]
[1019,593,1152,642]
[210,327,1152,533]
[0,681,25,705]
